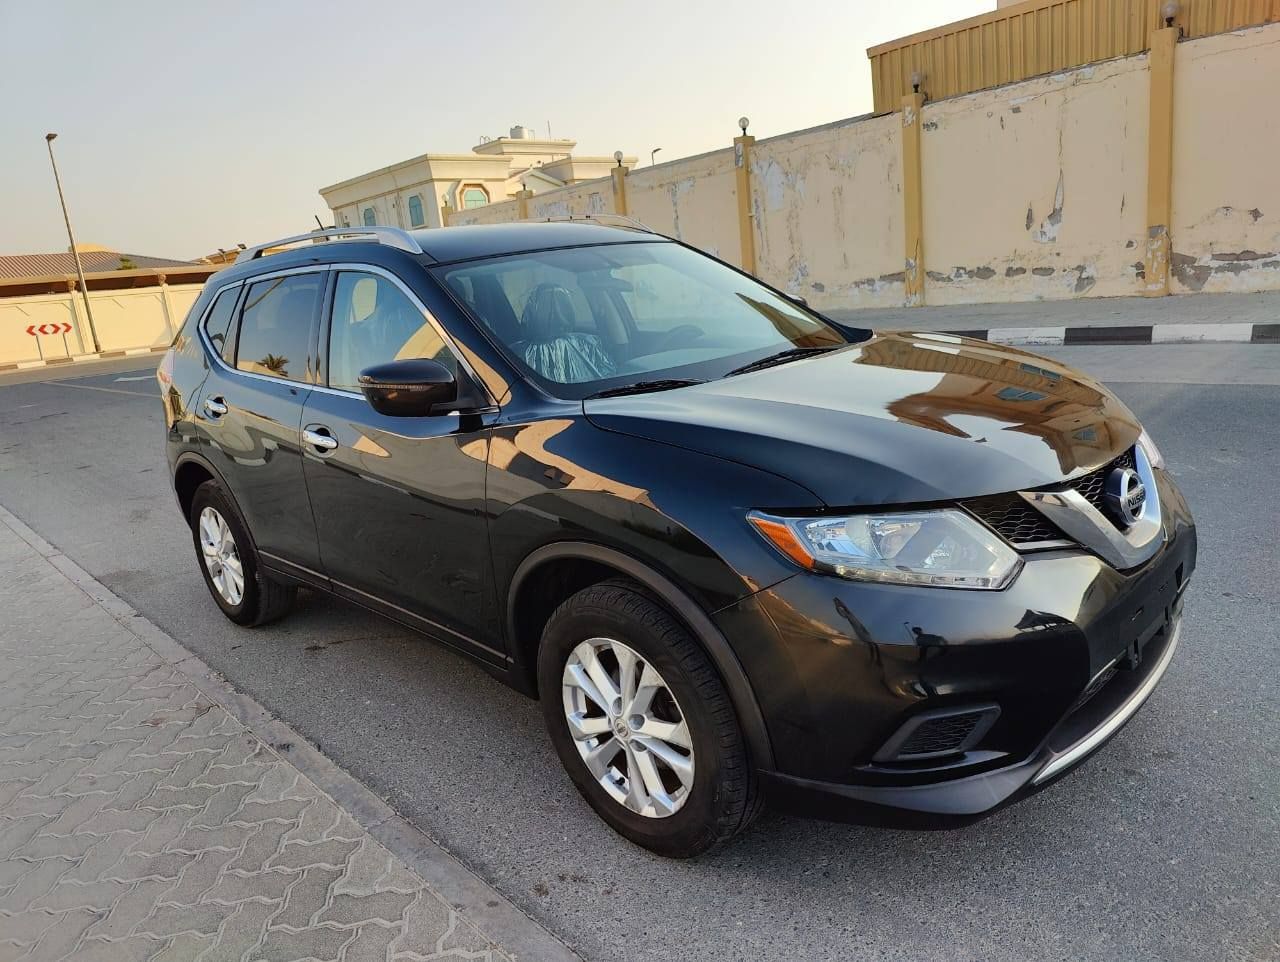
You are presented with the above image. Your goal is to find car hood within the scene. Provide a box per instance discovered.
[583,331,1143,507]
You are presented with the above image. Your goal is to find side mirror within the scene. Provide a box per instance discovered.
[358,358,457,417]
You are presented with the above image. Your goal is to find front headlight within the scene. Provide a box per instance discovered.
[748,508,1022,590]
[1137,428,1165,469]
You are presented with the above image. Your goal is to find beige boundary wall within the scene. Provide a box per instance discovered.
[446,23,1280,311]
[0,283,204,366]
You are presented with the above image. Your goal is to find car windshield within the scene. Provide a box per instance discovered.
[434,241,849,400]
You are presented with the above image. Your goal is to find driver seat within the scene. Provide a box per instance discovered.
[519,283,616,383]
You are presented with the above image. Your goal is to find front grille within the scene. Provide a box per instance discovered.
[1070,448,1135,514]
[964,495,1064,545]
[874,704,1001,763]
[963,447,1137,548]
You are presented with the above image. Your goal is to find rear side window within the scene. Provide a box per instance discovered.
[235,274,322,382]
[201,287,239,359]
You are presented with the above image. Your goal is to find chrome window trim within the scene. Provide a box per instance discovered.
[322,261,494,406]
[195,266,331,390]
[196,280,245,355]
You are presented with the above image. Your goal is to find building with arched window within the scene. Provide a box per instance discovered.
[320,126,634,230]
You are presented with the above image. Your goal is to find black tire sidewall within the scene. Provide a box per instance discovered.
[189,481,261,626]
[537,588,745,858]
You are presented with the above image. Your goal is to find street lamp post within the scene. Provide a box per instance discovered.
[650,147,663,166]
[44,133,101,354]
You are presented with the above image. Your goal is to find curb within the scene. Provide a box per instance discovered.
[0,502,582,962]
[902,322,1280,346]
[0,343,167,372]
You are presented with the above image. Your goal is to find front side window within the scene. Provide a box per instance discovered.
[327,271,457,393]
[235,273,322,382]
[408,195,425,227]
[462,187,488,209]
[362,207,376,226]
[435,241,846,399]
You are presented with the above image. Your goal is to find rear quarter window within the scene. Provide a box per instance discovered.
[201,287,240,359]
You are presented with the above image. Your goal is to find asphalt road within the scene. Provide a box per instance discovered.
[1,345,1277,962]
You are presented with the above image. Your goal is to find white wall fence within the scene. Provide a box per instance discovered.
[0,283,205,367]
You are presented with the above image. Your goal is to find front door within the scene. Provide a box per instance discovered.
[300,267,499,661]
[196,269,325,578]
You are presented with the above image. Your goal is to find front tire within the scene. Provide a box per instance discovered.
[537,580,759,857]
[189,480,295,627]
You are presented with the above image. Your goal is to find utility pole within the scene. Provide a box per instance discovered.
[45,133,101,353]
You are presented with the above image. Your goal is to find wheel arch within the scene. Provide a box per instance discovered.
[507,541,775,770]
[173,451,228,521]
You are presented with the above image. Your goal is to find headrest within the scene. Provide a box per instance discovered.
[521,283,577,341]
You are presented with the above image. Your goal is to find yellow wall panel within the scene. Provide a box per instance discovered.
[869,0,1280,112]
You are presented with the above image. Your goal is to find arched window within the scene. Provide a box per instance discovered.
[362,207,376,226]
[407,195,425,227]
[462,187,488,209]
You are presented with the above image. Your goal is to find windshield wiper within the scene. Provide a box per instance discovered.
[585,378,705,399]
[723,346,838,378]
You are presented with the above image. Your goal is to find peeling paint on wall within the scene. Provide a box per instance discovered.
[1032,173,1066,243]
[1172,250,1280,292]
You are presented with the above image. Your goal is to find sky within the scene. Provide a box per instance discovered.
[0,0,988,260]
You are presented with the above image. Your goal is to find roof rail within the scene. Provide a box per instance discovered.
[234,227,424,264]
[530,213,658,234]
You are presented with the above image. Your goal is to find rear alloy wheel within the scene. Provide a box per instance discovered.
[198,507,244,607]
[189,479,296,627]
[538,580,760,857]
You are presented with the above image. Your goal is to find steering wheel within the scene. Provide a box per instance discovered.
[655,324,705,353]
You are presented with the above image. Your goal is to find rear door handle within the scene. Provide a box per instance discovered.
[302,426,339,453]
[203,396,228,418]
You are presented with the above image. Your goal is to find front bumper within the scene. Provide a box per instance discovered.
[713,469,1196,824]
[761,612,1183,823]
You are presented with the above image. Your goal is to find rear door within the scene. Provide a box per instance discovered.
[196,267,326,580]
[300,265,500,661]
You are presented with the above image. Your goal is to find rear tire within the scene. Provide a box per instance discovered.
[189,480,295,627]
[537,579,759,858]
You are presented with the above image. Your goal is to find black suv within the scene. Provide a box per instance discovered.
[161,222,1195,857]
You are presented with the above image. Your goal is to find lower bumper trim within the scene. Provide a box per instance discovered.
[1031,615,1182,785]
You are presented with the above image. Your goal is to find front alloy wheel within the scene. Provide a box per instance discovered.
[562,637,694,818]
[538,580,760,857]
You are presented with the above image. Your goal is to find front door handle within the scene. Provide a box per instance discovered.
[203,396,228,418]
[302,427,339,453]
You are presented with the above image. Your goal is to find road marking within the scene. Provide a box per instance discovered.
[43,381,154,399]
[114,375,154,382]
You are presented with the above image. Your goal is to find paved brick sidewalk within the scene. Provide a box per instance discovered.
[0,516,546,961]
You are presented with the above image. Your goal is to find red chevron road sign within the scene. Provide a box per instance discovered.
[25,322,73,336]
